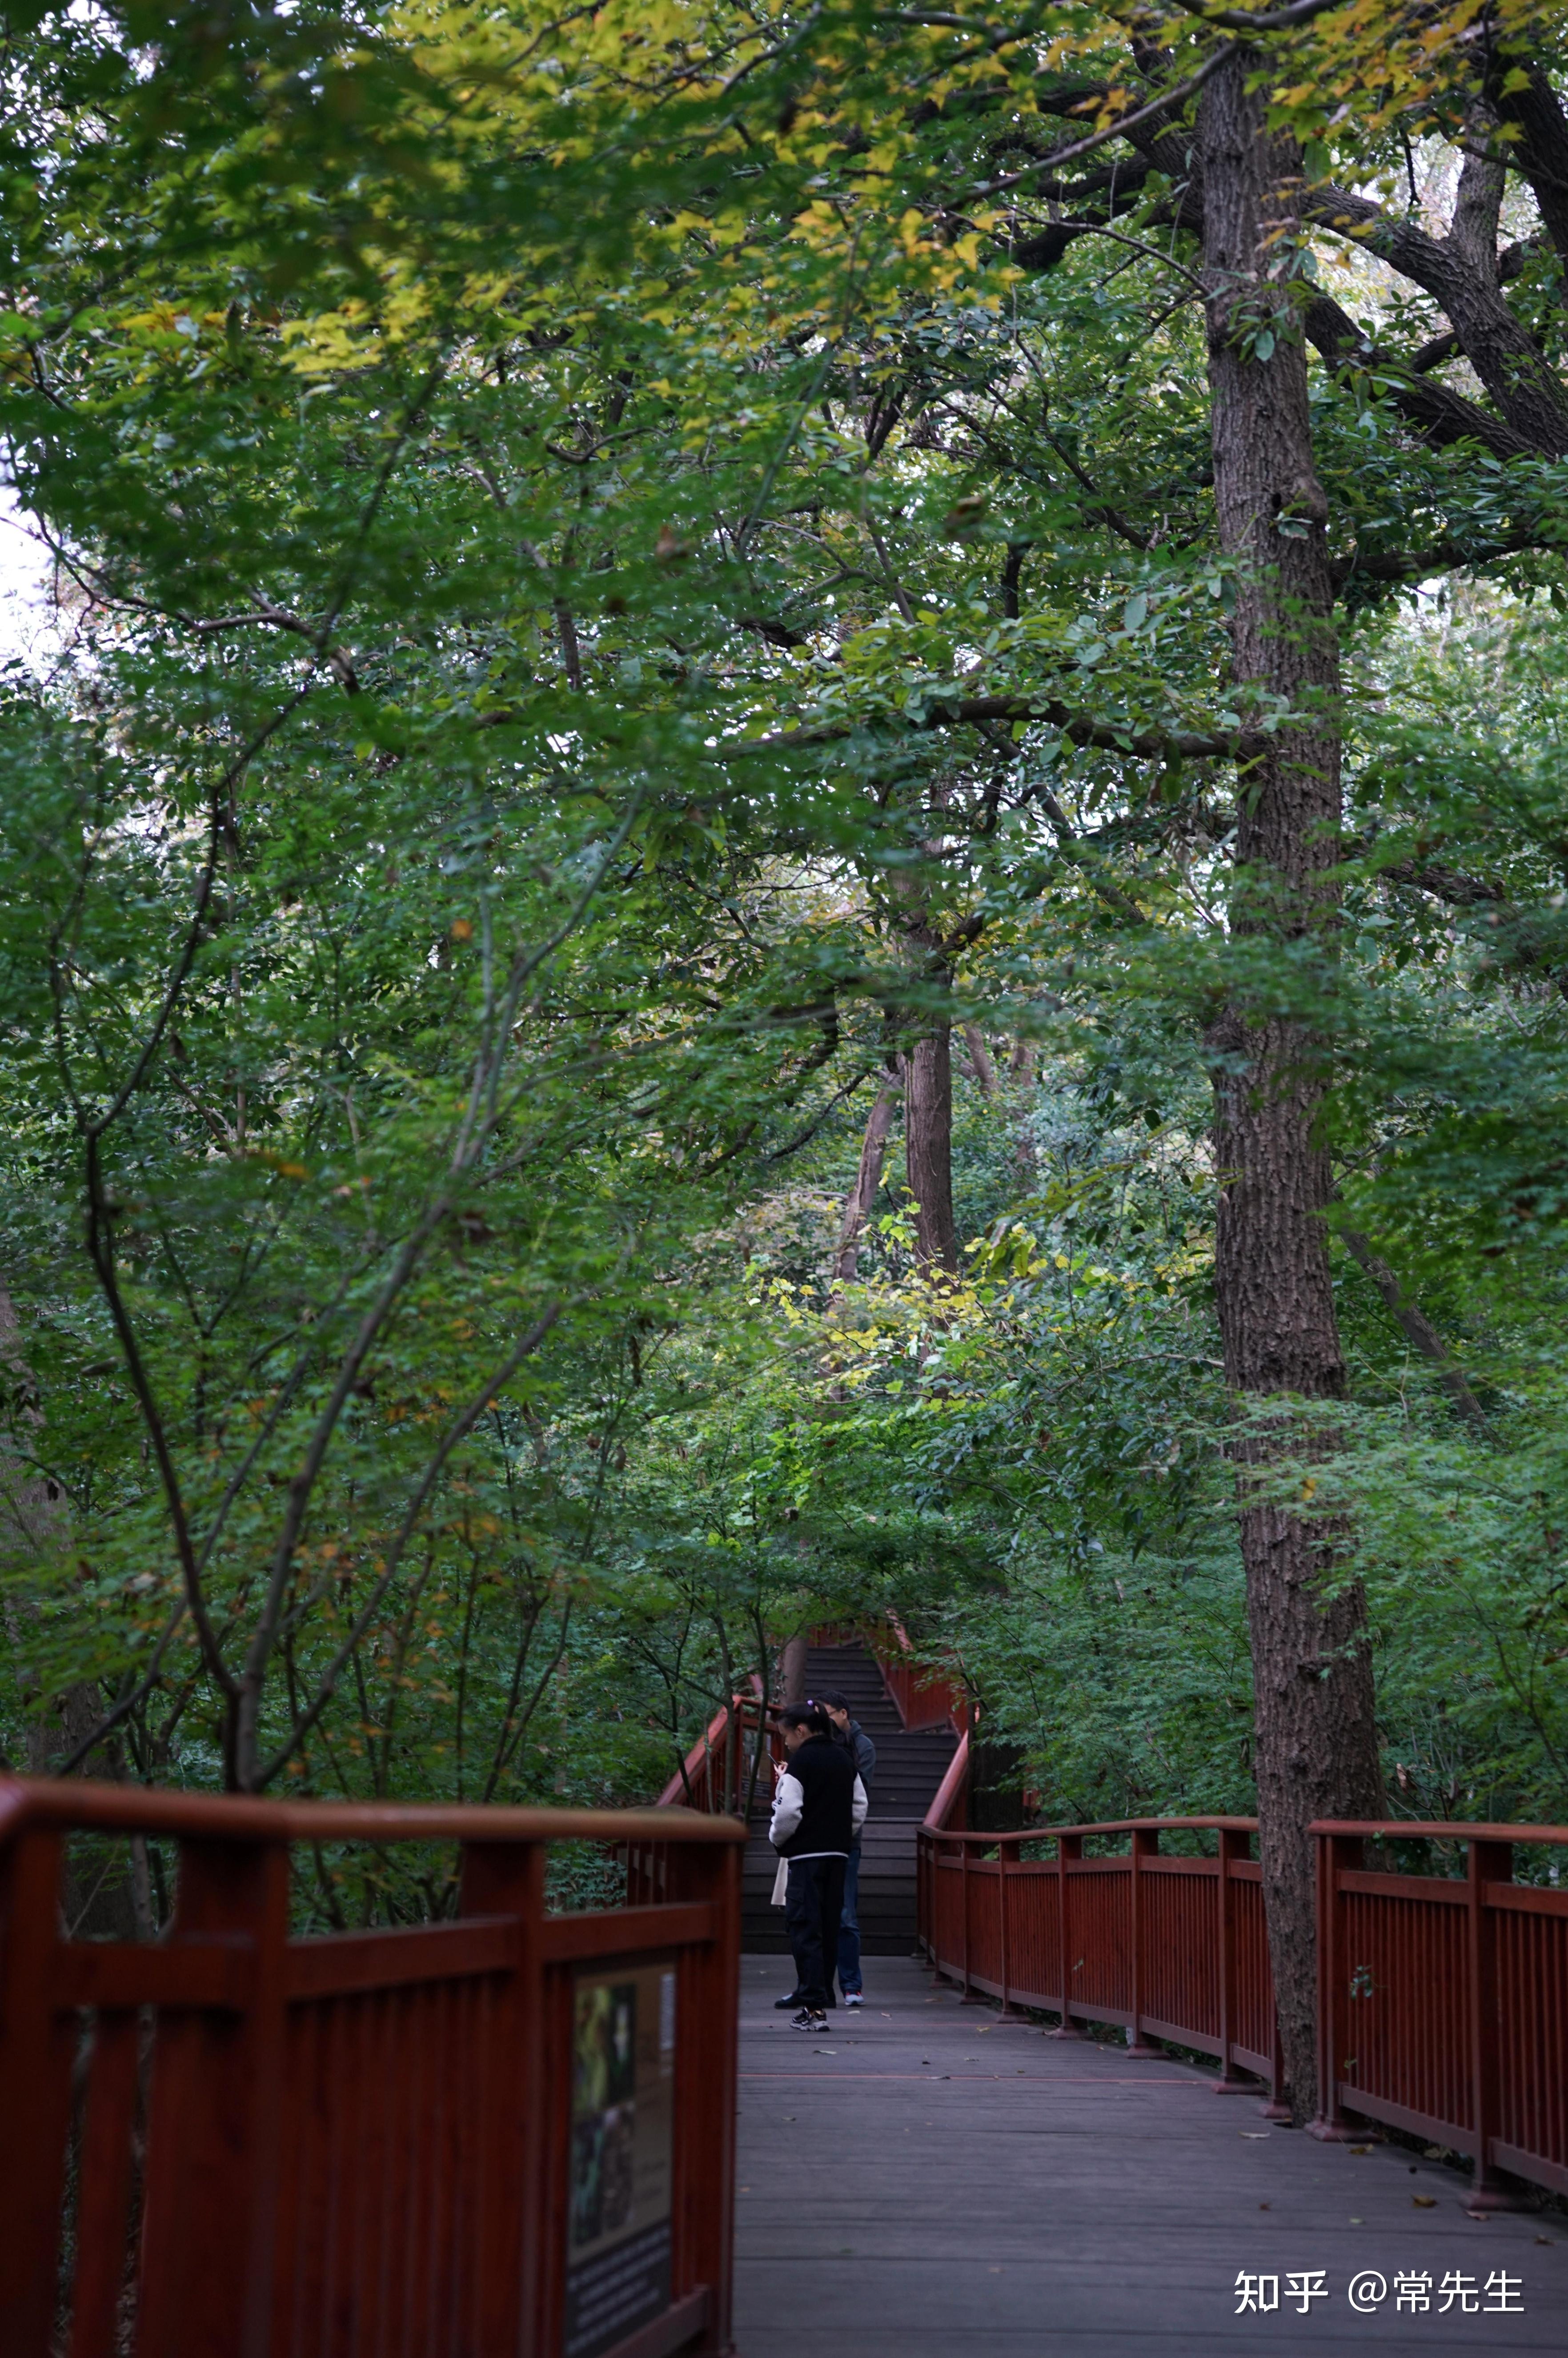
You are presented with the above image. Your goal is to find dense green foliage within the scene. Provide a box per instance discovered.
[3,0,1568,1892]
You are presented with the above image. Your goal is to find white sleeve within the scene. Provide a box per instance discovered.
[851,1774,868,1833]
[770,1769,804,1850]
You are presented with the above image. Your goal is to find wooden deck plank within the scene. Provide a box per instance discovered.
[733,1956,1567,2354]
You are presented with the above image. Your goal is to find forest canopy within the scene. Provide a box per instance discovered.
[3,0,1568,2103]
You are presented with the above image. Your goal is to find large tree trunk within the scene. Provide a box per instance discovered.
[833,1077,900,1284]
[778,1632,810,1703]
[888,794,961,1279]
[1201,50,1383,2123]
[903,1027,959,1275]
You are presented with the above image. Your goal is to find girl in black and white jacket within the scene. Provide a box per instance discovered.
[769,1701,868,2029]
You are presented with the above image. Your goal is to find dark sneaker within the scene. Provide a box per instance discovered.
[791,2007,826,2031]
[773,1990,806,2010]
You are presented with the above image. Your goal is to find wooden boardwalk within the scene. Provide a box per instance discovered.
[732,1955,1566,2355]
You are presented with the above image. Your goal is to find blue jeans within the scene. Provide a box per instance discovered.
[838,1844,862,1995]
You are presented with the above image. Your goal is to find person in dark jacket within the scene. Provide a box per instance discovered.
[768,1701,868,2029]
[815,1687,875,2007]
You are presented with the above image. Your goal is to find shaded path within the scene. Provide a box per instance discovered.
[733,1956,1565,2354]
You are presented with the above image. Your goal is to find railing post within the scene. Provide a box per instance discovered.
[1049,1833,1084,2038]
[996,1838,1019,2019]
[916,1829,926,1961]
[927,1835,950,1983]
[1308,1828,1364,2141]
[1261,2007,1292,2122]
[0,1828,75,2357]
[1215,1828,1252,2093]
[136,1832,290,2358]
[1127,1828,1160,2056]
[1464,1836,1523,2214]
[959,1838,975,2001]
[458,1834,548,2354]
[670,1836,742,2351]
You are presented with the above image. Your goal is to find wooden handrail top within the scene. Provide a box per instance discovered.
[922,1814,1260,1845]
[921,1812,1568,1850]
[0,1775,749,1848]
[1311,1816,1568,1846]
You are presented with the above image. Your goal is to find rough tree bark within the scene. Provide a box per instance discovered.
[902,1027,959,1275]
[888,808,962,1278]
[832,1075,900,1285]
[1489,60,1568,268]
[778,1632,810,1704]
[1201,48,1384,2122]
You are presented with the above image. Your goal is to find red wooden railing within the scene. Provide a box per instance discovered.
[656,1685,780,1816]
[866,1620,969,1735]
[918,1815,1286,2108]
[0,1777,745,2358]
[657,1627,967,1822]
[1315,1820,1568,2207]
[918,1775,1568,2206]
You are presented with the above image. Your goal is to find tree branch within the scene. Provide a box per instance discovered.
[713,693,1252,764]
[1303,185,1568,457]
[256,1303,562,1789]
[1338,1227,1487,1427]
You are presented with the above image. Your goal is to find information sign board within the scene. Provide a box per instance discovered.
[564,1960,677,2358]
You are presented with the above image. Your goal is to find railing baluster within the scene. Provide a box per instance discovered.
[1127,1827,1160,2056]
[1215,1828,1252,2093]
[1049,1833,1084,2038]
[67,2009,142,2358]
[1309,1828,1366,2144]
[1465,1835,1521,2213]
[959,1837,973,2001]
[1262,2002,1291,2122]
[997,1838,1018,2019]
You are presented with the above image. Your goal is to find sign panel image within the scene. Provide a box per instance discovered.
[564,1961,678,2358]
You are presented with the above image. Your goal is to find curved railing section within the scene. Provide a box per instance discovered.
[657,1680,779,1817]
[918,1778,1568,2207]
[919,1812,1283,2106]
[870,1621,970,1734]
[0,1777,746,2358]
[658,1628,967,1821]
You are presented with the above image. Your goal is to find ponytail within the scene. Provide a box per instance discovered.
[778,1700,831,1738]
